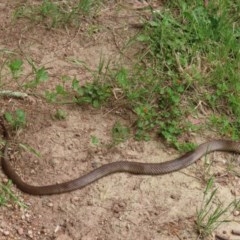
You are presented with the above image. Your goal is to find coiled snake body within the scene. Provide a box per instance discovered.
[1,119,240,195]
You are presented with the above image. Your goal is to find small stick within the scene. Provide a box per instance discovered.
[215,233,230,240]
[232,229,240,236]
[0,90,28,99]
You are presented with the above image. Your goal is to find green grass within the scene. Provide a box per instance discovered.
[196,177,239,238]
[0,56,49,90]
[0,138,25,207]
[53,109,67,120]
[90,135,100,146]
[4,109,26,130]
[2,0,239,151]
[0,181,26,208]
[132,0,240,147]
[14,0,102,28]
[112,121,130,145]
[52,0,238,150]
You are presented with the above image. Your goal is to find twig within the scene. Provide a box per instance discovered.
[232,229,240,236]
[0,90,28,99]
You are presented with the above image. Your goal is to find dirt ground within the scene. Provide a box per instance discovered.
[1,1,240,240]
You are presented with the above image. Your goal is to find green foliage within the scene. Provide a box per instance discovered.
[90,135,99,146]
[19,143,41,158]
[4,109,26,130]
[54,109,67,120]
[4,56,49,89]
[14,0,100,28]
[0,181,26,208]
[112,122,130,144]
[134,104,157,141]
[7,0,239,152]
[132,0,240,146]
[72,79,111,108]
[8,59,23,78]
[45,84,69,103]
[196,177,238,238]
[24,66,49,89]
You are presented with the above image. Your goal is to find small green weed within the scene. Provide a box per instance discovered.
[90,135,99,146]
[0,181,26,208]
[45,84,69,103]
[196,177,238,238]
[54,109,67,120]
[134,104,158,141]
[72,79,111,108]
[4,109,26,130]
[24,59,49,88]
[19,143,41,158]
[2,55,49,90]
[112,121,130,144]
[45,54,112,106]
[44,76,70,103]
[14,0,100,28]
[8,59,23,79]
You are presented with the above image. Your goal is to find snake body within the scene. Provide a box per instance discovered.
[1,119,240,195]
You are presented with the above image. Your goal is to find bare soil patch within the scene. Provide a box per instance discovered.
[1,1,240,240]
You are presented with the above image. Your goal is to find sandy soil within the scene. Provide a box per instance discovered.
[0,1,240,240]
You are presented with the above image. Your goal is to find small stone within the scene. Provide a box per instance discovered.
[71,197,80,204]
[232,229,240,236]
[47,202,53,207]
[3,230,9,236]
[25,213,31,218]
[233,210,240,216]
[2,178,8,184]
[27,230,33,238]
[54,225,61,233]
[17,228,24,235]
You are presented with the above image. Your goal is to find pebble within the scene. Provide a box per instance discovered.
[27,230,33,238]
[17,227,24,235]
[233,210,240,216]
[54,225,61,233]
[3,230,10,236]
[2,178,8,184]
[47,202,53,207]
[71,197,80,204]
[232,229,240,235]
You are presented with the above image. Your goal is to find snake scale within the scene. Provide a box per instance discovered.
[1,117,240,195]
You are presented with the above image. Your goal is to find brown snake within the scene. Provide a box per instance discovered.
[1,117,240,195]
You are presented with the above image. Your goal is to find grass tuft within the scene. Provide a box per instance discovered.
[14,0,101,28]
[196,177,239,238]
